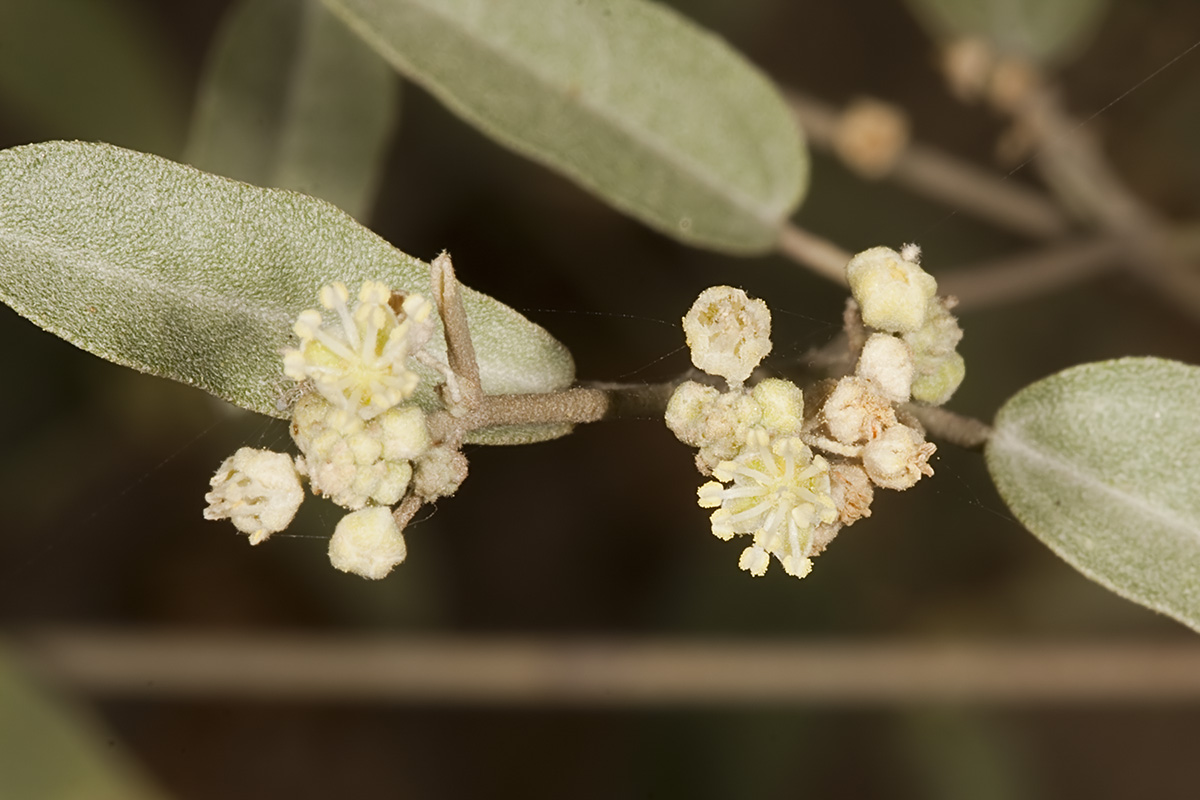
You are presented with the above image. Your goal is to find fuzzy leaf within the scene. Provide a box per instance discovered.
[186,0,398,221]
[0,141,574,442]
[320,0,807,253]
[986,358,1200,632]
[905,0,1111,63]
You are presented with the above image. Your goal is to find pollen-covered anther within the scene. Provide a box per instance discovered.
[682,286,772,387]
[696,430,838,579]
[862,424,936,490]
[203,447,304,545]
[283,280,427,422]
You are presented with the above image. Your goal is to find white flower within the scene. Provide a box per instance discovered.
[204,447,303,544]
[846,247,938,334]
[682,286,772,386]
[283,281,430,422]
[328,507,407,580]
[697,430,838,579]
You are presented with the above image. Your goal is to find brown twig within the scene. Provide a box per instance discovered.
[18,629,1200,705]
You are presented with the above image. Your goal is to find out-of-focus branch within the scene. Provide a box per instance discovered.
[787,90,1072,240]
[938,238,1124,310]
[991,74,1200,320]
[776,223,850,285]
[16,629,1200,705]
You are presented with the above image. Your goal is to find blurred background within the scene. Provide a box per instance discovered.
[1,0,1200,797]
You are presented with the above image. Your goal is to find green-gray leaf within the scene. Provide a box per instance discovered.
[986,357,1200,632]
[185,0,398,221]
[320,0,806,253]
[0,141,574,442]
[0,646,170,800]
[905,0,1111,64]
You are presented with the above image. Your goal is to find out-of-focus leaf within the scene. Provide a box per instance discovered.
[320,0,807,254]
[905,0,1111,63]
[0,647,169,800]
[0,0,187,155]
[186,0,398,221]
[986,357,1200,632]
[0,142,575,443]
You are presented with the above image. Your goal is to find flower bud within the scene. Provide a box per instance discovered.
[846,247,938,333]
[856,333,914,403]
[328,506,407,580]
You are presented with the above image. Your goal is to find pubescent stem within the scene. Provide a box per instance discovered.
[430,251,483,415]
[426,380,989,452]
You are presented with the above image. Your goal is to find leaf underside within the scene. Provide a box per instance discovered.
[0,141,575,443]
[986,357,1200,632]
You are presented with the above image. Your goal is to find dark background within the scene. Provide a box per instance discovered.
[2,0,1200,797]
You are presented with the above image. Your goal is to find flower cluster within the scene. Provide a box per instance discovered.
[205,278,460,580]
[666,246,963,581]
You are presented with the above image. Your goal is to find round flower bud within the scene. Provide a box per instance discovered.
[204,447,304,545]
[862,424,936,490]
[291,393,427,509]
[664,381,721,447]
[379,404,432,461]
[413,445,469,502]
[328,507,407,580]
[751,378,804,437]
[911,351,966,406]
[682,286,772,386]
[856,333,915,403]
[846,247,938,334]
